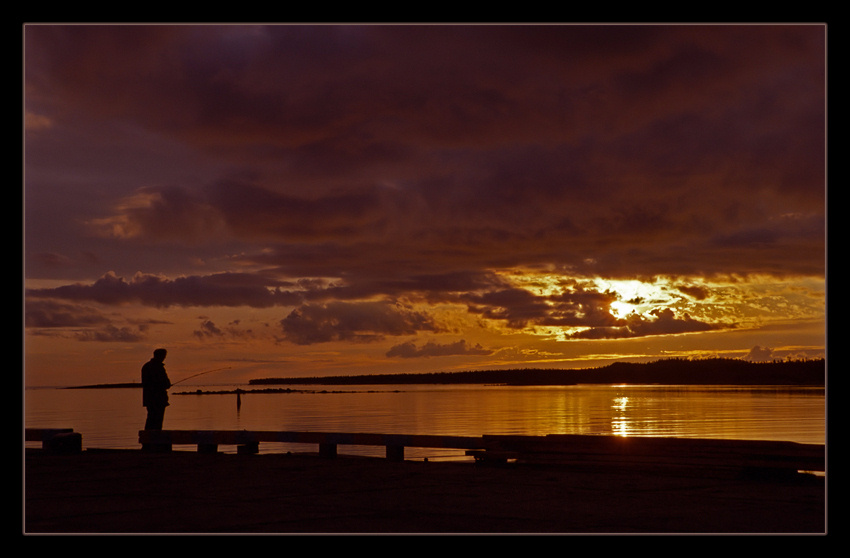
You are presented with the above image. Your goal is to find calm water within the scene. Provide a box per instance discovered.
[24,384,825,460]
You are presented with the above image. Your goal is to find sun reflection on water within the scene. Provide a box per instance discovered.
[611,395,630,437]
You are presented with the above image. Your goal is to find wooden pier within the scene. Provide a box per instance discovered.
[25,428,82,454]
[138,429,487,460]
[136,429,825,475]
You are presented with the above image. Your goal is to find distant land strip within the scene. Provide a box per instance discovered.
[64,382,141,389]
[249,358,825,387]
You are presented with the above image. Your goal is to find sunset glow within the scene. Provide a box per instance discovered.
[24,24,826,388]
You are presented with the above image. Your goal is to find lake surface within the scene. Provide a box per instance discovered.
[24,384,825,460]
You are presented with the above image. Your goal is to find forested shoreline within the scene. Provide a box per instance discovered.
[250,358,825,387]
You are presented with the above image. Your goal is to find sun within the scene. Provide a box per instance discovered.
[609,299,637,319]
[496,270,676,324]
[593,278,669,317]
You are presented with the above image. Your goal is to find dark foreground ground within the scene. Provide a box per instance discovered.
[24,448,826,535]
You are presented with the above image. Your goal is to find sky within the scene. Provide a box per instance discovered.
[23,23,827,387]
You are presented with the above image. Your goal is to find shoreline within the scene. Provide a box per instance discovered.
[250,358,826,387]
[24,447,826,535]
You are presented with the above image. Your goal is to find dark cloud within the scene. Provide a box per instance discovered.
[565,308,721,340]
[386,339,492,359]
[676,284,713,301]
[87,185,227,243]
[73,325,148,343]
[195,319,223,338]
[193,318,257,340]
[26,271,303,308]
[298,270,513,304]
[27,25,825,277]
[205,179,393,242]
[461,287,557,329]
[459,283,631,330]
[25,299,110,328]
[24,300,153,343]
[280,300,441,345]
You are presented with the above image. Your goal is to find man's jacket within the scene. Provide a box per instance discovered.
[142,359,171,408]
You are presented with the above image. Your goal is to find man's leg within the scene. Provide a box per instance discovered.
[142,406,168,451]
[145,406,165,430]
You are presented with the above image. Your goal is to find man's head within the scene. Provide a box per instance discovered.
[153,348,167,361]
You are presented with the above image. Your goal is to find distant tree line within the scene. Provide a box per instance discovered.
[250,357,825,387]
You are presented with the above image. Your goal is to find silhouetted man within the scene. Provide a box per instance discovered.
[142,348,171,430]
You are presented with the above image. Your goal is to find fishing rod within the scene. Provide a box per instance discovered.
[170,366,233,388]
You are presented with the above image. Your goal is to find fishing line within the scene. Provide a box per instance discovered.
[170,366,233,388]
